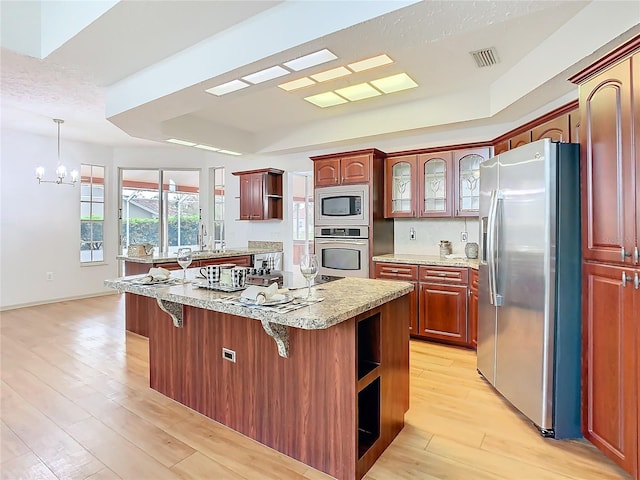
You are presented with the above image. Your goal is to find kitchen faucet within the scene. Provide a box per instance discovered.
[199,222,208,251]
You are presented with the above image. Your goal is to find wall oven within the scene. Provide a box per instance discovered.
[314,226,369,278]
[315,185,369,225]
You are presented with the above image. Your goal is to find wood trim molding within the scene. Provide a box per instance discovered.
[491,100,579,145]
[231,168,284,176]
[569,34,640,84]
[310,148,386,161]
[387,141,492,158]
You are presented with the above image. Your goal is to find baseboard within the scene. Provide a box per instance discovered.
[0,291,121,312]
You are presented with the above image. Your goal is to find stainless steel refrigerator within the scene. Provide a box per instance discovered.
[477,139,581,438]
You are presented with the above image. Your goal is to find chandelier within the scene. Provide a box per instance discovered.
[35,119,79,186]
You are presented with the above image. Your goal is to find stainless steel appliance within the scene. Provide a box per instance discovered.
[478,139,581,438]
[315,185,369,225]
[314,226,369,278]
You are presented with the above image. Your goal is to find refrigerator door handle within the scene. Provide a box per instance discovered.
[487,189,498,305]
[493,192,504,307]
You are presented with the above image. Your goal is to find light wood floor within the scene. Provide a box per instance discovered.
[0,294,630,480]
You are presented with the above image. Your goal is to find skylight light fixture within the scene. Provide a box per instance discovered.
[334,83,381,102]
[347,54,393,72]
[311,66,352,83]
[217,149,242,156]
[370,73,418,93]
[205,79,250,96]
[278,77,316,91]
[304,92,348,108]
[242,65,290,85]
[194,144,220,152]
[166,138,197,146]
[284,49,337,71]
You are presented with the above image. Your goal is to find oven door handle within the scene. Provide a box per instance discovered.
[316,239,368,245]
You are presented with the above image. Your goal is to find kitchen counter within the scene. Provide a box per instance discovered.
[104,272,411,480]
[117,246,281,264]
[373,253,480,270]
[105,272,412,330]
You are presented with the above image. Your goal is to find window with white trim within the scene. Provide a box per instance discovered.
[80,164,105,263]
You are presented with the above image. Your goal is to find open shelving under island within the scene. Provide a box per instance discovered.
[105,274,413,480]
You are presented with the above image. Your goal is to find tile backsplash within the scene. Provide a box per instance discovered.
[393,218,480,256]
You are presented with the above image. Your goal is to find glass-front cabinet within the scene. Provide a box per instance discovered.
[384,147,490,218]
[419,152,453,217]
[454,148,485,216]
[385,155,417,217]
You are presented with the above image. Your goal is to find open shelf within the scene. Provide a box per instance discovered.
[357,313,381,380]
[357,377,381,459]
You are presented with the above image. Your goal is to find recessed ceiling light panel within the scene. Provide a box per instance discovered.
[194,144,220,151]
[304,92,348,108]
[334,83,381,102]
[348,54,393,72]
[205,79,250,96]
[166,138,197,146]
[218,149,242,156]
[311,66,352,83]
[278,77,316,91]
[371,73,418,93]
[284,49,337,71]
[242,65,290,84]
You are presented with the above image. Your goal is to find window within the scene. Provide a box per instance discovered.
[80,164,105,263]
[211,167,225,249]
[119,169,200,254]
[291,172,314,266]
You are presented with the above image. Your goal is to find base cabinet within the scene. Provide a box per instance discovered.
[582,262,638,478]
[374,262,474,347]
[468,268,478,349]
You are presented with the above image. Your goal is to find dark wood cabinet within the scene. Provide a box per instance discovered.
[579,57,635,265]
[582,262,638,477]
[417,266,468,345]
[509,131,531,150]
[374,262,418,333]
[232,168,283,220]
[531,113,571,142]
[453,148,487,217]
[571,36,640,480]
[384,147,488,219]
[468,268,478,349]
[313,153,371,187]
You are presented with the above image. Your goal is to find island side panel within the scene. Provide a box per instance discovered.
[124,261,153,337]
[150,305,358,480]
[357,294,410,478]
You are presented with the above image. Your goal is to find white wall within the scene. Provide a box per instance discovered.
[1,129,116,309]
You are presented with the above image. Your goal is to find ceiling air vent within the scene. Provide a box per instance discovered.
[470,47,499,68]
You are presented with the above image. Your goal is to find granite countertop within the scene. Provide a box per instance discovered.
[373,253,480,270]
[104,272,412,330]
[118,246,282,264]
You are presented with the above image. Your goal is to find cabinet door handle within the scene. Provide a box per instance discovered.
[634,246,639,264]
[621,247,632,261]
[622,272,632,287]
[635,273,639,290]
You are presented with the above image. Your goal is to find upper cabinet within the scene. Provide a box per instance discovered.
[313,153,372,187]
[576,53,638,266]
[385,147,489,218]
[232,168,284,221]
[453,148,484,217]
[420,152,454,217]
[492,101,579,154]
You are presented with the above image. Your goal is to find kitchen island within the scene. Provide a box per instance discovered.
[118,241,282,336]
[105,274,412,480]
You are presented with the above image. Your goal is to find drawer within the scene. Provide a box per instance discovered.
[470,268,479,290]
[374,262,418,281]
[419,265,468,284]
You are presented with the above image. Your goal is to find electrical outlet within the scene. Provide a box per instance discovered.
[409,227,416,240]
[461,232,468,242]
[46,272,53,281]
[222,347,236,363]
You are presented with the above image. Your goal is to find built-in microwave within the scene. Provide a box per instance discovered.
[315,185,369,225]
